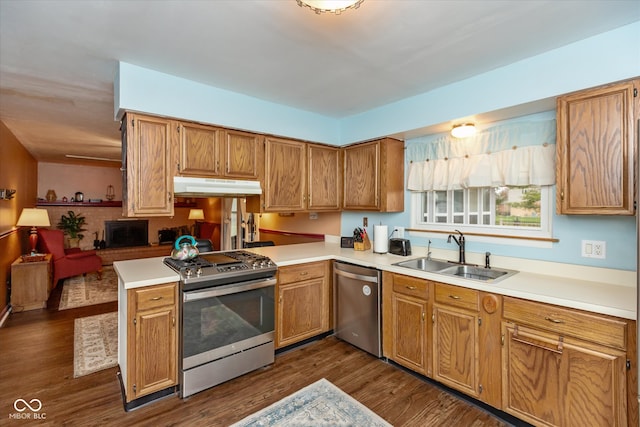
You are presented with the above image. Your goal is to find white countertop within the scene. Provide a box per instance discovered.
[114,241,637,320]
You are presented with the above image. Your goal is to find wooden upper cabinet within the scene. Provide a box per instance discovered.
[122,113,174,217]
[177,122,223,176]
[308,144,341,211]
[223,129,263,180]
[264,137,306,211]
[343,138,404,212]
[556,79,638,215]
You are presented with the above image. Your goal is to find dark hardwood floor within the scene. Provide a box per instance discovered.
[1,291,519,426]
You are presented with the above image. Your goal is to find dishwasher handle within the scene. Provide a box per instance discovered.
[334,268,379,284]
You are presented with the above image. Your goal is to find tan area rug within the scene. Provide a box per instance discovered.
[231,378,392,426]
[73,312,118,378]
[59,266,117,310]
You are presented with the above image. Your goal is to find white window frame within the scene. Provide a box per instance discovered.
[410,186,554,248]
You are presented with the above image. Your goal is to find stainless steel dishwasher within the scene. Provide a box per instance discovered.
[333,261,382,357]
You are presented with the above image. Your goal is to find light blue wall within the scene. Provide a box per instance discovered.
[116,63,342,145]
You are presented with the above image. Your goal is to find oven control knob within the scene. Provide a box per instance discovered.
[185,268,193,277]
[196,267,202,276]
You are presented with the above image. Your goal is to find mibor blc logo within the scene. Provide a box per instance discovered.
[9,398,46,420]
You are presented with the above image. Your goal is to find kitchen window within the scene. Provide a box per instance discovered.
[405,116,557,245]
[410,185,553,242]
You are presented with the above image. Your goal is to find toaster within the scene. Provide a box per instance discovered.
[389,238,411,256]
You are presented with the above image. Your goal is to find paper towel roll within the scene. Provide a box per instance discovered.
[373,225,389,253]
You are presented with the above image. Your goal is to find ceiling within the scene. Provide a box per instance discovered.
[1,0,638,166]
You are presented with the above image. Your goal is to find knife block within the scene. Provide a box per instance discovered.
[354,235,371,251]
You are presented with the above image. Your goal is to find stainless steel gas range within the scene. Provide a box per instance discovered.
[163,250,277,398]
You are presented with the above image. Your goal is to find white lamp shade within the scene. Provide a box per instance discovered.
[16,208,51,227]
[188,209,205,220]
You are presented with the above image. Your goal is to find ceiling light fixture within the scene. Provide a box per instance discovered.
[451,123,477,138]
[65,154,121,162]
[296,0,364,15]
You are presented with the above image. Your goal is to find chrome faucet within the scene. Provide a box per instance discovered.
[447,230,466,264]
[427,240,432,260]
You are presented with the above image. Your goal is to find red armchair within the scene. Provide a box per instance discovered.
[37,229,103,286]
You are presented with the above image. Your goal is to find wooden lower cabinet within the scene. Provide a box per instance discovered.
[502,322,627,427]
[502,296,630,427]
[276,261,330,348]
[389,274,430,375]
[432,286,480,398]
[125,282,178,402]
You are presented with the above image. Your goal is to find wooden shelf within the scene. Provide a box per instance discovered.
[36,201,197,208]
[37,201,122,207]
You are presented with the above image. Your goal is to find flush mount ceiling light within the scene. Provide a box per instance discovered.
[296,0,364,14]
[451,123,477,138]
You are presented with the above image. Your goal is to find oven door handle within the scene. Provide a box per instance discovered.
[183,277,276,302]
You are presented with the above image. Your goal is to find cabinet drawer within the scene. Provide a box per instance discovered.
[134,283,177,311]
[503,296,627,350]
[393,274,429,299]
[434,282,478,312]
[279,262,326,285]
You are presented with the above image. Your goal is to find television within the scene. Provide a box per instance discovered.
[105,220,148,248]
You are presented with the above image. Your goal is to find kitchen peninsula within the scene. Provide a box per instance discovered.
[114,240,636,425]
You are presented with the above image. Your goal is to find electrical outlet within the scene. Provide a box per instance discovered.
[363,217,368,227]
[581,240,606,259]
[394,226,405,238]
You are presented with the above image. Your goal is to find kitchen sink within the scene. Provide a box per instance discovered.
[393,258,453,272]
[437,264,516,282]
[393,257,517,283]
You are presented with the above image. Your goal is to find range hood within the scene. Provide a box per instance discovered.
[173,176,262,197]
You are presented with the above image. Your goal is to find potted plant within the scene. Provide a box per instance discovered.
[57,210,87,248]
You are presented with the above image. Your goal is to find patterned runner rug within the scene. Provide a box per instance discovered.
[73,312,118,378]
[230,378,392,426]
[59,266,117,310]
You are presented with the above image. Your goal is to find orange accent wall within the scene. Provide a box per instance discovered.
[0,121,38,314]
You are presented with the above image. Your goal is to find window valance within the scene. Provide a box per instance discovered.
[406,118,556,191]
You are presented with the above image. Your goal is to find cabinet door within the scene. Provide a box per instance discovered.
[556,79,637,215]
[133,306,177,398]
[432,304,479,398]
[223,129,262,179]
[124,114,174,216]
[277,278,328,348]
[392,292,428,375]
[264,137,306,211]
[308,144,341,211]
[343,141,379,210]
[502,323,627,427]
[178,122,222,176]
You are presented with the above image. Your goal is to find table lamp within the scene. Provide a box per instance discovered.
[16,208,51,254]
[188,209,205,236]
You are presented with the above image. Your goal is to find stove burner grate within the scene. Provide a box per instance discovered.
[163,257,213,272]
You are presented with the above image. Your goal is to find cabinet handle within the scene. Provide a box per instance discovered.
[511,335,563,355]
[405,285,417,290]
[544,316,564,324]
[512,325,564,354]
[431,313,435,324]
[560,190,565,201]
[168,192,172,202]
[151,296,163,301]
[422,311,425,321]
[299,272,308,276]
[449,295,461,300]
